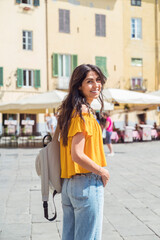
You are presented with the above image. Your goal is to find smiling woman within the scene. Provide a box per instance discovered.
[79,71,102,104]
[57,64,110,240]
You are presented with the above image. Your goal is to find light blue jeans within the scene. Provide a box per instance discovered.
[61,173,104,240]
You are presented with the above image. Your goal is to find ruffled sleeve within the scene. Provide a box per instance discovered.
[68,114,93,138]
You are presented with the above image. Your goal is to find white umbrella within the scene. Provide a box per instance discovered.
[148,90,160,97]
[103,88,160,104]
[91,99,114,110]
[0,90,67,111]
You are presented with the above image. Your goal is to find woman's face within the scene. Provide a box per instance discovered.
[79,70,102,104]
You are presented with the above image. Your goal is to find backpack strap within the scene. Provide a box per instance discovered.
[43,190,57,221]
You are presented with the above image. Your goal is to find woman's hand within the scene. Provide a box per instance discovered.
[100,168,110,187]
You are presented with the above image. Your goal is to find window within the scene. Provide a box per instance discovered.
[95,14,106,37]
[131,77,142,89]
[23,70,33,87]
[95,56,108,77]
[23,31,32,50]
[17,69,40,88]
[59,9,70,33]
[131,18,142,39]
[131,0,141,6]
[131,58,143,66]
[52,53,78,89]
[22,0,32,4]
[16,0,39,6]
[0,67,3,86]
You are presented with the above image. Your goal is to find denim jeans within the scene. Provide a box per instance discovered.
[61,173,104,240]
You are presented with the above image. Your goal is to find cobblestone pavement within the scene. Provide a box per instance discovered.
[0,141,160,240]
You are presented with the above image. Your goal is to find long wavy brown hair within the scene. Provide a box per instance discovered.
[58,64,107,146]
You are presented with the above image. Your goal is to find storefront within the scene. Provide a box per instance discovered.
[20,114,36,135]
[2,114,18,135]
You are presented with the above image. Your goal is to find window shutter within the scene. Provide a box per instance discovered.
[17,69,23,88]
[16,0,21,4]
[34,0,40,6]
[34,70,41,88]
[0,67,3,86]
[59,9,64,32]
[137,18,142,39]
[101,15,106,37]
[95,14,100,36]
[95,57,108,77]
[52,54,59,77]
[65,10,70,33]
[71,55,78,72]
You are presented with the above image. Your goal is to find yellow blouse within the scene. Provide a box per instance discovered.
[60,112,107,178]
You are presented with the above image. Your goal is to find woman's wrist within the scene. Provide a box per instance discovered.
[97,166,103,176]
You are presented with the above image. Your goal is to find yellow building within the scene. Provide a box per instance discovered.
[0,0,47,134]
[47,0,124,90]
[0,0,160,136]
[47,0,160,127]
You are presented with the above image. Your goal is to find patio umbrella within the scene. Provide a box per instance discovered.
[103,88,160,105]
[91,99,114,110]
[0,90,68,112]
[0,90,113,112]
[148,90,160,97]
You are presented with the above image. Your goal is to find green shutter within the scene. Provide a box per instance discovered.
[95,56,108,77]
[34,0,40,6]
[0,67,3,86]
[34,70,41,88]
[17,69,23,87]
[16,0,21,3]
[71,55,78,71]
[52,53,59,77]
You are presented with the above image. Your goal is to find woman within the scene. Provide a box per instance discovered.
[104,112,114,156]
[58,64,110,240]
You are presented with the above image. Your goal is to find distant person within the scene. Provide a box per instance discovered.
[44,113,51,134]
[49,113,57,135]
[104,112,114,156]
[45,113,57,135]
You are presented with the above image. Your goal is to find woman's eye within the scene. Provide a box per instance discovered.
[97,79,101,83]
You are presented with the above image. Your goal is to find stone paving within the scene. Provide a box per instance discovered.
[0,141,160,240]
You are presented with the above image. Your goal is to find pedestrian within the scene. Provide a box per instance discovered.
[49,113,57,135]
[103,112,114,156]
[57,64,110,240]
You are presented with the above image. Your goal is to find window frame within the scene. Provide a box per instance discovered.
[23,30,33,50]
[131,77,143,89]
[131,0,141,7]
[131,18,142,39]
[23,69,34,87]
[131,58,143,66]
[59,9,70,34]
[58,54,71,89]
[21,0,32,5]
[95,14,106,37]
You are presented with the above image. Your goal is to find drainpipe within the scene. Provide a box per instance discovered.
[155,0,159,90]
[45,0,49,91]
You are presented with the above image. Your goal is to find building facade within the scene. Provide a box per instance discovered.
[0,0,47,134]
[0,0,160,136]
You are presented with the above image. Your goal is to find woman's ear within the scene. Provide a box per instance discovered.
[79,86,82,90]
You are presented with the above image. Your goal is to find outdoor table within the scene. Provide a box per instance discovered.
[139,124,152,141]
[132,131,141,141]
[151,129,158,139]
[124,126,135,142]
[111,131,119,143]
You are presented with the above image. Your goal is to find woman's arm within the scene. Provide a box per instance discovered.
[71,132,110,187]
[105,120,109,129]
